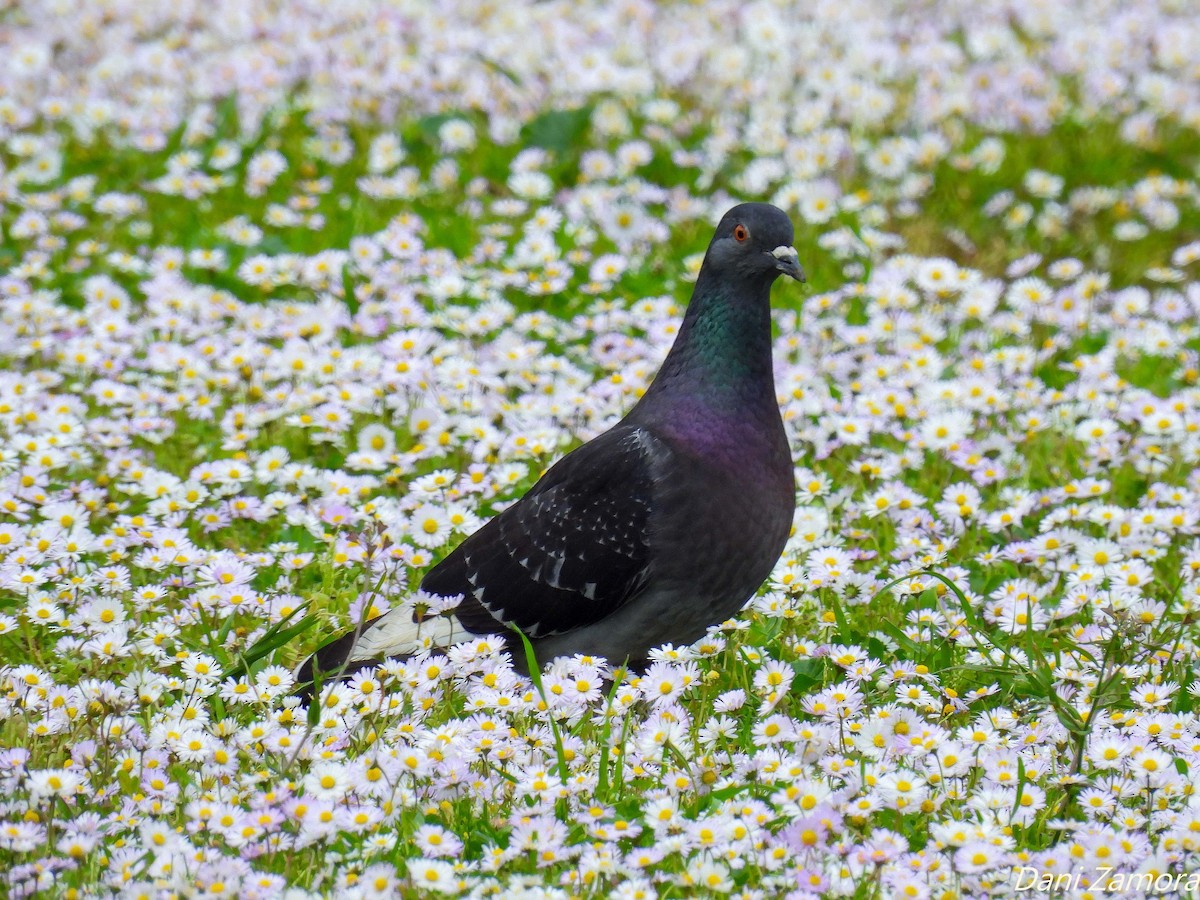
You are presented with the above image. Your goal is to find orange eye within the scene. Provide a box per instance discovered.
[733,224,749,243]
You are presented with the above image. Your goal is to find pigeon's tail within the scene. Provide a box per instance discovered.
[292,630,385,703]
[292,610,467,701]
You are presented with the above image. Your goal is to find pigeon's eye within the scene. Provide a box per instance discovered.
[733,224,749,243]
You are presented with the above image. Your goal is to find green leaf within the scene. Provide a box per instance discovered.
[222,607,316,683]
[826,591,852,637]
[1011,756,1027,825]
[789,658,826,694]
[595,674,626,802]
[514,627,569,785]
[341,264,359,315]
[878,620,922,657]
[521,106,592,156]
[212,614,236,667]
[308,688,322,727]
[706,783,754,804]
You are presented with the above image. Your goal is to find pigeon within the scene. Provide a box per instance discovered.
[295,202,803,696]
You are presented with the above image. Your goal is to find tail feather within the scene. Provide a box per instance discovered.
[292,627,377,702]
[293,609,469,700]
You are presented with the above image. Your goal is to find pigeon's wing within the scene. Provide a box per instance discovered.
[421,424,667,638]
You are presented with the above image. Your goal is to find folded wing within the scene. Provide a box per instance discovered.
[423,424,666,638]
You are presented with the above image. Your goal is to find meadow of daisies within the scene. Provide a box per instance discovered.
[2,1,1200,897]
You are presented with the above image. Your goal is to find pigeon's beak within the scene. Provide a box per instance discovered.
[769,246,806,282]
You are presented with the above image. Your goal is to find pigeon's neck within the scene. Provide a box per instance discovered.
[637,270,777,413]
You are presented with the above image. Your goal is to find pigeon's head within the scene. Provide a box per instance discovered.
[706,202,805,285]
